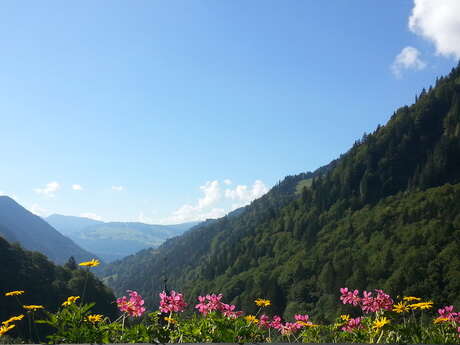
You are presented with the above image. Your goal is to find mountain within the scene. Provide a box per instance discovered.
[0,196,97,265]
[0,236,117,341]
[45,214,103,235]
[46,214,200,262]
[102,62,460,321]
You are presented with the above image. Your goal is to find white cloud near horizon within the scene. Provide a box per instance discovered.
[162,179,269,224]
[111,185,124,191]
[72,184,83,191]
[223,179,232,185]
[391,46,426,78]
[409,0,460,59]
[79,212,104,221]
[34,181,60,198]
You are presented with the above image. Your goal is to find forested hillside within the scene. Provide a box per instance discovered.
[0,236,117,340]
[103,63,460,321]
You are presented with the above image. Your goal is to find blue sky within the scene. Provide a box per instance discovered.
[0,0,459,224]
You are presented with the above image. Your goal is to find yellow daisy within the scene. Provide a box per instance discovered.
[78,259,100,267]
[392,302,410,313]
[5,290,25,297]
[254,298,271,307]
[373,317,390,329]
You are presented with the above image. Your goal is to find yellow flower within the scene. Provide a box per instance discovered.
[0,324,15,336]
[433,317,449,324]
[2,315,24,326]
[62,296,80,307]
[403,296,421,301]
[408,301,434,310]
[164,317,177,324]
[373,317,390,329]
[254,298,271,307]
[298,321,319,327]
[86,314,103,323]
[244,315,259,323]
[340,314,350,321]
[23,305,44,311]
[78,259,100,267]
[393,302,410,313]
[5,290,25,296]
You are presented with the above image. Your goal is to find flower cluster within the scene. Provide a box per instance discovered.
[194,293,242,318]
[116,290,146,317]
[340,288,394,313]
[160,290,187,313]
[257,313,315,334]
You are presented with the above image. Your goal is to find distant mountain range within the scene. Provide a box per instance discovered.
[0,196,96,264]
[46,214,200,262]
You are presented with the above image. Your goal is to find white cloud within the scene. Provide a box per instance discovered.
[162,179,269,224]
[225,180,269,209]
[34,181,60,198]
[72,184,83,191]
[79,212,103,221]
[111,185,124,191]
[29,203,50,217]
[409,0,460,59]
[223,179,232,185]
[391,46,426,78]
[197,180,221,209]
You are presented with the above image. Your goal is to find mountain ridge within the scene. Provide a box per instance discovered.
[0,196,97,265]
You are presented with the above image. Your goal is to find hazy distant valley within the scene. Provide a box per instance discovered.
[46,214,199,262]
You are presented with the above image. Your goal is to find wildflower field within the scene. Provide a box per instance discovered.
[2,260,460,344]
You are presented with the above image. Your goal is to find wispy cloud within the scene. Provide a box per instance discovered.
[391,46,426,78]
[34,181,60,198]
[72,184,83,191]
[409,0,460,59]
[111,185,124,192]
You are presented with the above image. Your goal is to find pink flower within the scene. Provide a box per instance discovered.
[259,314,271,328]
[206,293,223,312]
[195,296,209,315]
[116,290,146,317]
[159,290,187,313]
[341,317,363,332]
[294,314,310,322]
[195,293,243,318]
[280,322,303,335]
[438,306,459,322]
[360,289,393,313]
[340,288,361,306]
[269,315,283,330]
